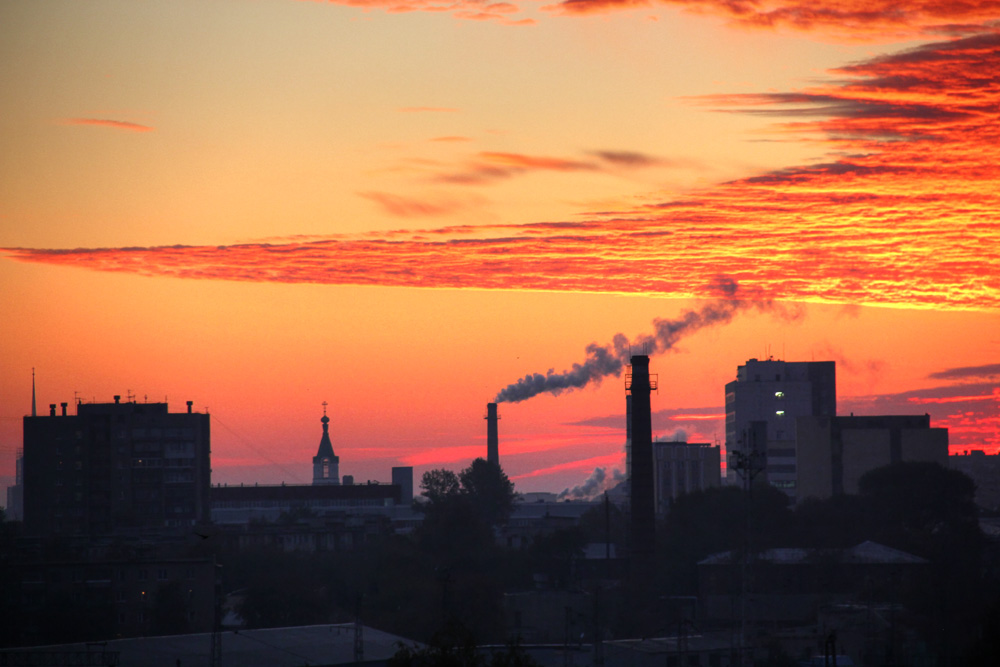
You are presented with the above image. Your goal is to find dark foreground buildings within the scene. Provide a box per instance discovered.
[22,398,211,537]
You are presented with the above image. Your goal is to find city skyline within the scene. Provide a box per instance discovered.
[2,1,998,495]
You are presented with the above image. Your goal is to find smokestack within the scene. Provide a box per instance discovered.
[187,400,193,414]
[486,402,500,466]
[60,402,68,417]
[628,355,655,557]
[625,394,632,480]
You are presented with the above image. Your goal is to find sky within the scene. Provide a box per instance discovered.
[1,0,998,498]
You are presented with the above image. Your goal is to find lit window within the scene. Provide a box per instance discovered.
[776,410,785,416]
[775,391,784,398]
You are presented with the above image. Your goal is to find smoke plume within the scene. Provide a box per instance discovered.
[495,277,786,404]
[558,466,626,501]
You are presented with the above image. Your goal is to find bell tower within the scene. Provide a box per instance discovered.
[312,401,340,485]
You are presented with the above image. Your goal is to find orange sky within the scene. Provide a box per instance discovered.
[1,1,997,497]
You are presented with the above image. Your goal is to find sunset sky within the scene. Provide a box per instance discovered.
[1,0,998,498]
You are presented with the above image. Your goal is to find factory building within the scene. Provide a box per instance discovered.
[796,414,949,501]
[652,440,721,514]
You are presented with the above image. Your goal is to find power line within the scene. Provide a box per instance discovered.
[211,412,306,484]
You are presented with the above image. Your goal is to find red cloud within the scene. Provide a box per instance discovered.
[6,31,999,312]
[63,118,154,132]
[545,0,1000,40]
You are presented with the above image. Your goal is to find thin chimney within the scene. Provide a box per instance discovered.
[60,402,68,417]
[628,355,655,557]
[486,402,500,466]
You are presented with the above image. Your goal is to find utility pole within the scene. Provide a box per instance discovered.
[210,561,223,667]
[729,425,766,667]
[354,595,364,665]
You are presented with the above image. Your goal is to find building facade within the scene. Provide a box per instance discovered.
[22,398,211,536]
[796,414,948,501]
[652,440,721,514]
[725,359,836,498]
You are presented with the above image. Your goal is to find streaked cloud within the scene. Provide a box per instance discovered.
[841,381,1000,451]
[62,118,154,132]
[5,31,999,312]
[544,0,1000,40]
[306,0,1000,39]
[358,191,485,218]
[929,363,1000,381]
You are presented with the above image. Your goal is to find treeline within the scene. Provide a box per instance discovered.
[201,461,999,663]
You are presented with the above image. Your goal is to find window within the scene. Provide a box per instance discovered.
[775,391,784,398]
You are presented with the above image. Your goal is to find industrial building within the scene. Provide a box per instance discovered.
[652,440,721,514]
[21,396,211,537]
[725,359,836,496]
[795,414,949,501]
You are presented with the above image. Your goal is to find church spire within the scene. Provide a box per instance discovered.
[313,401,340,485]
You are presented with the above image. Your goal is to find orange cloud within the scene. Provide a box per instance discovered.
[63,118,154,132]
[544,0,1000,40]
[358,191,485,217]
[305,0,1000,39]
[6,31,999,311]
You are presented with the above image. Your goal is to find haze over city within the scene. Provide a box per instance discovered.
[1,1,998,496]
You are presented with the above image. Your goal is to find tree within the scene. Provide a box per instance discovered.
[856,462,984,663]
[459,458,515,528]
[420,469,462,506]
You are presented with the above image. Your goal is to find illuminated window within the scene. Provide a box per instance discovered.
[776,410,785,416]
[775,391,784,398]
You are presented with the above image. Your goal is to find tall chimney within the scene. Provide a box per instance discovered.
[50,404,56,417]
[60,402,68,417]
[114,395,121,404]
[187,400,193,414]
[628,355,655,556]
[486,402,500,466]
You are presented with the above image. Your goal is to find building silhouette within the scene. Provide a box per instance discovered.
[652,440,721,514]
[312,402,340,485]
[796,414,948,500]
[212,409,413,529]
[22,397,210,536]
[725,358,836,498]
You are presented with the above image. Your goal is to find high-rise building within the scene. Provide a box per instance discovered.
[312,402,340,486]
[22,397,211,536]
[725,358,836,498]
